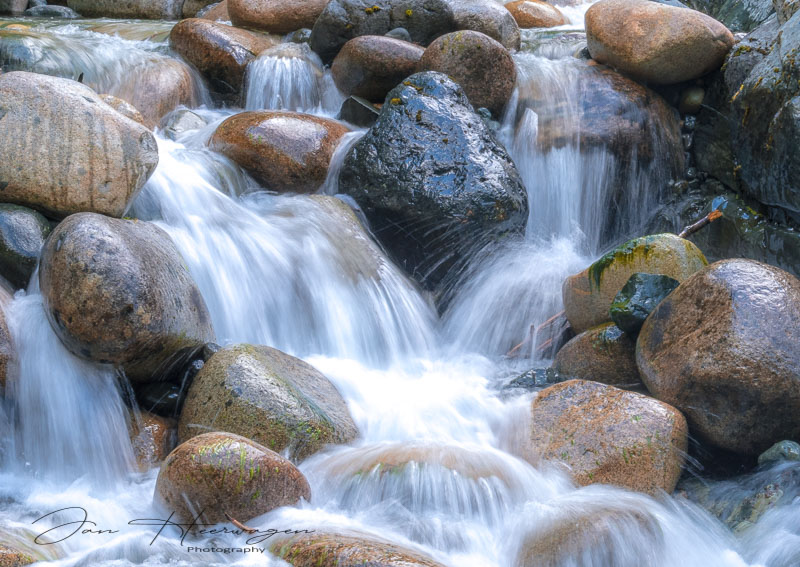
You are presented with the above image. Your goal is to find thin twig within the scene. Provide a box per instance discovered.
[679,210,723,238]
[225,513,257,534]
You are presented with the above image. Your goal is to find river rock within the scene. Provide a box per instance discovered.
[66,0,183,18]
[270,533,448,567]
[331,35,424,102]
[446,0,521,49]
[179,344,358,461]
[130,411,177,469]
[209,111,349,193]
[506,0,568,28]
[0,0,26,14]
[198,0,229,20]
[585,0,735,84]
[169,18,279,97]
[338,72,527,288]
[562,233,707,334]
[528,379,688,494]
[310,0,456,64]
[155,432,310,523]
[24,5,79,17]
[0,204,51,290]
[99,94,146,125]
[636,259,800,455]
[609,273,680,335]
[0,282,13,392]
[0,544,34,566]
[552,323,642,389]
[418,30,516,115]
[0,72,158,219]
[337,95,380,126]
[183,0,218,17]
[39,213,215,383]
[759,440,800,466]
[229,0,329,34]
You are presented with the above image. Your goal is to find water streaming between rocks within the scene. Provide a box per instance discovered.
[0,8,796,567]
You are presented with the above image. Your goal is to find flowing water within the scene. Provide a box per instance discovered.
[0,11,794,567]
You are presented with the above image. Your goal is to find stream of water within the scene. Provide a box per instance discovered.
[0,8,796,567]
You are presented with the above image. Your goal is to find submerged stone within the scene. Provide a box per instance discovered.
[758,440,800,466]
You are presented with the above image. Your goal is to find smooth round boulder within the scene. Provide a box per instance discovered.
[169,18,279,96]
[208,111,349,193]
[66,0,183,18]
[418,30,516,115]
[505,0,568,28]
[271,533,448,567]
[0,204,51,290]
[99,94,146,126]
[562,234,707,334]
[179,344,358,461]
[636,259,800,455]
[155,432,310,524]
[552,323,642,389]
[0,72,158,219]
[585,0,735,85]
[229,0,329,34]
[527,379,688,494]
[331,35,424,102]
[39,213,216,383]
[310,0,456,64]
[447,0,520,49]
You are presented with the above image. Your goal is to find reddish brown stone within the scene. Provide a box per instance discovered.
[199,0,230,20]
[229,0,329,34]
[505,0,568,28]
[130,411,177,469]
[553,323,642,389]
[209,111,349,193]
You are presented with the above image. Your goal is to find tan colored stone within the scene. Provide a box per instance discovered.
[39,213,215,383]
[229,0,329,34]
[505,0,567,28]
[155,432,310,523]
[130,411,177,469]
[0,72,158,219]
[179,344,357,461]
[418,30,516,115]
[562,233,707,334]
[553,323,642,389]
[100,94,146,126]
[528,379,688,495]
[169,18,279,95]
[209,111,349,193]
[637,259,800,455]
[332,36,424,102]
[271,533,448,567]
[585,0,734,85]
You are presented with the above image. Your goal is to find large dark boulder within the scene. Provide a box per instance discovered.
[39,213,216,383]
[637,259,800,455]
[310,0,456,64]
[338,71,528,288]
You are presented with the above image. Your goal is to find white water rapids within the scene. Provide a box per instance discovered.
[0,11,795,567]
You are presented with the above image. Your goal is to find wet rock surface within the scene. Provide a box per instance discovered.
[446,0,521,49]
[506,0,568,28]
[637,259,800,455]
[609,272,680,334]
[0,204,51,290]
[229,0,329,34]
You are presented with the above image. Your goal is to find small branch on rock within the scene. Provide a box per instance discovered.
[678,210,723,239]
[506,324,535,358]
[225,513,257,534]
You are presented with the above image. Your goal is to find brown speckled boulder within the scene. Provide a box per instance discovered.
[0,72,158,219]
[198,0,230,20]
[585,0,734,85]
[209,111,349,193]
[39,213,215,383]
[229,0,329,34]
[527,379,688,495]
[505,0,568,28]
[179,344,357,461]
[637,259,800,455]
[553,323,642,389]
[155,432,310,523]
[562,234,707,334]
[169,18,279,96]
[131,411,178,469]
[447,0,520,50]
[418,30,516,115]
[0,544,33,567]
[100,94,146,125]
[332,36,424,102]
[66,0,183,19]
[271,532,448,567]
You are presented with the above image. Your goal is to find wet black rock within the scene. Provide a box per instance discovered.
[609,272,680,334]
[310,0,455,64]
[337,95,380,127]
[504,367,565,392]
[0,204,51,290]
[338,72,528,289]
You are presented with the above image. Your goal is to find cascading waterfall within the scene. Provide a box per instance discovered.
[0,11,794,567]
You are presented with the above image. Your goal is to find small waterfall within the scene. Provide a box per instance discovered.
[244,42,344,115]
[3,291,135,485]
[132,136,436,365]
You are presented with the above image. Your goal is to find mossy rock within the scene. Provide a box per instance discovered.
[562,233,707,334]
[552,323,642,389]
[609,272,680,335]
[179,344,358,462]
